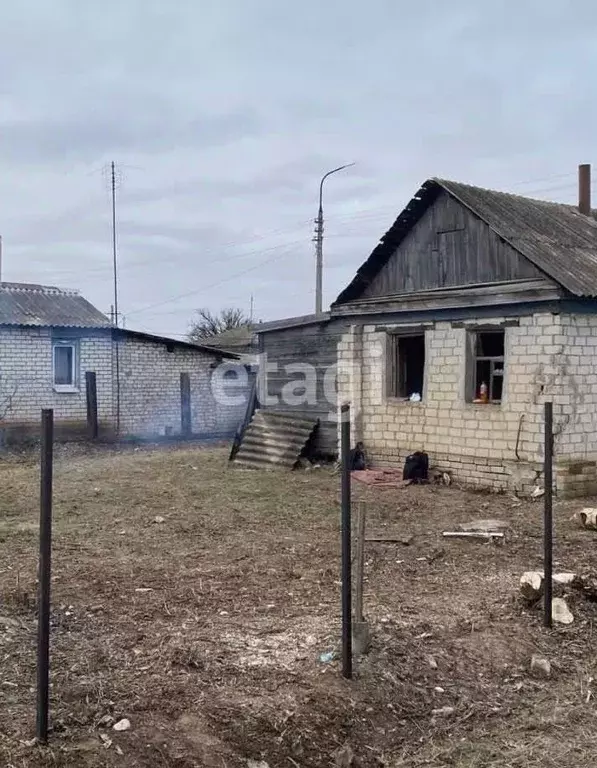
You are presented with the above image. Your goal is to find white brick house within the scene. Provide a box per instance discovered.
[0,282,249,443]
[331,169,597,497]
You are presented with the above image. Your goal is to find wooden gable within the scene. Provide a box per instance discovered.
[360,190,548,300]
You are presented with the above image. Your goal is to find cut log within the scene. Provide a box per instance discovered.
[520,571,544,602]
[576,508,597,530]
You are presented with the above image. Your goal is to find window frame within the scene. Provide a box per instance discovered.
[465,328,505,404]
[52,340,79,392]
[386,330,426,402]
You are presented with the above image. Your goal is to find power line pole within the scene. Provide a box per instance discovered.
[111,161,119,329]
[314,163,354,316]
[111,161,121,435]
[250,293,254,323]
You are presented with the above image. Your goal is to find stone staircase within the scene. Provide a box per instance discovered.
[232,410,319,469]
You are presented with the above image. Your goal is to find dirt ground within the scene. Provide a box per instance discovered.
[1,444,597,767]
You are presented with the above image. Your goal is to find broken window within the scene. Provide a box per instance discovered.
[467,330,504,403]
[387,334,425,400]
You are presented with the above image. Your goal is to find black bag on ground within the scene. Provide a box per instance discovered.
[403,451,429,482]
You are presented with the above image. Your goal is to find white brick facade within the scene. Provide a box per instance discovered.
[0,327,248,442]
[337,311,597,497]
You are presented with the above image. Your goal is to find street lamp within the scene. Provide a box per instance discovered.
[314,163,355,316]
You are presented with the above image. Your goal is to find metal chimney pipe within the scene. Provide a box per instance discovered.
[579,164,591,215]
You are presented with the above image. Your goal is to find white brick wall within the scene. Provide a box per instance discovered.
[337,311,597,495]
[116,337,247,437]
[0,327,248,440]
[0,327,113,425]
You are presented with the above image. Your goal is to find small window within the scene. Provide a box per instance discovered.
[223,368,237,380]
[53,342,77,389]
[387,334,425,400]
[467,330,504,403]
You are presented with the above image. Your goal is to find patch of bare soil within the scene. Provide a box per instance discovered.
[1,446,597,767]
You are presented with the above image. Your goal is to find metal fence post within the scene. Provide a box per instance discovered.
[544,401,553,629]
[37,409,54,742]
[340,403,352,679]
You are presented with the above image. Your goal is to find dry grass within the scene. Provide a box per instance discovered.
[1,444,597,767]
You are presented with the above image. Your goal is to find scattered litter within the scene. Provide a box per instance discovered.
[531,486,545,499]
[115,745,124,756]
[113,718,131,732]
[427,655,438,669]
[530,655,551,679]
[153,516,165,524]
[351,469,412,489]
[319,650,337,664]
[432,706,454,717]
[20,737,37,748]
[99,733,113,748]
[135,588,153,593]
[434,686,445,693]
[552,597,574,625]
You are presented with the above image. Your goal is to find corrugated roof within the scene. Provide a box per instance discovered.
[117,328,239,358]
[334,178,597,305]
[0,282,110,328]
[254,313,331,334]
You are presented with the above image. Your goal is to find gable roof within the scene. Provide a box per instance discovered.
[334,178,597,305]
[0,282,111,328]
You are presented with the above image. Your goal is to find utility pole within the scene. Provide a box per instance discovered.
[314,163,354,316]
[111,161,119,329]
[110,161,121,435]
[250,293,254,323]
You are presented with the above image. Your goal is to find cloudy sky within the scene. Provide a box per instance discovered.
[1,1,596,337]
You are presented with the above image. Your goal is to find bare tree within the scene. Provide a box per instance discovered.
[188,307,251,341]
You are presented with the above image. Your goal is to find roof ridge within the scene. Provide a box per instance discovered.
[432,177,579,210]
[0,282,80,296]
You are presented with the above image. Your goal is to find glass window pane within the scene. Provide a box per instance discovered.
[54,346,73,385]
[475,360,491,398]
[491,372,503,402]
[476,331,504,357]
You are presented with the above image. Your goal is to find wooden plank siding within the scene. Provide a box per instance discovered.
[361,191,547,299]
[258,322,344,456]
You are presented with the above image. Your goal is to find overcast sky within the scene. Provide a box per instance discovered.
[1,1,596,337]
